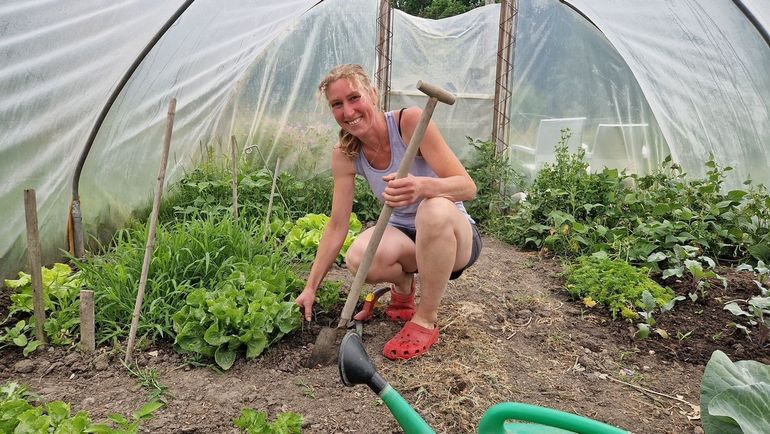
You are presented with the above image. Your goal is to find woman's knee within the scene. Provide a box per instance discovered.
[344,236,367,272]
[415,198,459,233]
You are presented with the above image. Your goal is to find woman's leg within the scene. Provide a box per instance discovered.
[344,225,417,293]
[412,197,473,328]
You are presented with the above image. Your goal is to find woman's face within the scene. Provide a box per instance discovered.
[326,78,377,137]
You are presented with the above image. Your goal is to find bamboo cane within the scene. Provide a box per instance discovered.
[230,136,239,219]
[124,98,176,364]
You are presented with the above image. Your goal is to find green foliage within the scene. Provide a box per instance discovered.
[73,215,295,344]
[1,262,83,353]
[160,160,379,225]
[0,320,42,356]
[564,255,675,321]
[725,261,770,339]
[700,350,770,434]
[233,408,303,434]
[394,0,486,19]
[0,382,161,433]
[315,280,343,313]
[464,138,523,231]
[494,143,770,273]
[172,261,303,370]
[123,363,171,404]
[285,213,362,263]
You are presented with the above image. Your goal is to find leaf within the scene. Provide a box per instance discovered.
[635,323,650,339]
[23,340,43,357]
[748,244,770,262]
[724,302,751,317]
[132,401,164,420]
[214,346,236,370]
[641,290,656,312]
[701,350,770,434]
[45,401,71,425]
[708,384,770,434]
[647,252,668,263]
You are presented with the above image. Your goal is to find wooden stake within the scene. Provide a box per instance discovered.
[23,189,47,344]
[264,158,281,239]
[230,136,239,219]
[125,98,176,364]
[80,290,95,353]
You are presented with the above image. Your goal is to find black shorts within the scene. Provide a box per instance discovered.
[392,222,482,280]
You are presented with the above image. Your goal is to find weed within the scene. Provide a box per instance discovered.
[123,362,171,404]
[295,380,316,399]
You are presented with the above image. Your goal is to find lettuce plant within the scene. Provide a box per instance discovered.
[285,213,362,263]
[233,408,302,434]
[172,260,303,370]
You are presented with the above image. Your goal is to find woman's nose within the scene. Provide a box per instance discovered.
[343,102,355,118]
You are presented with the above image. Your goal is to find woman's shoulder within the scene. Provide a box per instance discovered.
[331,146,357,174]
[398,106,423,127]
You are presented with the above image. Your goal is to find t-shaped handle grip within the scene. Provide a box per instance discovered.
[417,80,456,105]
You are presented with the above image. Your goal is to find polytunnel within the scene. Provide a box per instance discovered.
[1,0,769,280]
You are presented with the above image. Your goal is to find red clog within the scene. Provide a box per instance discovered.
[385,276,416,322]
[383,321,439,360]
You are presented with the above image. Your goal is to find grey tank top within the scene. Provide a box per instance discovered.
[354,110,474,229]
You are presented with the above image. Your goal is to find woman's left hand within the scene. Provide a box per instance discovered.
[382,173,422,207]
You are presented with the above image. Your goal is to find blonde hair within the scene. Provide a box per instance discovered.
[318,64,377,159]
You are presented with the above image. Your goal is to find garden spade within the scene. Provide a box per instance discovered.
[308,81,456,367]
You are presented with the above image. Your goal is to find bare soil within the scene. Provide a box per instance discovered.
[2,235,768,433]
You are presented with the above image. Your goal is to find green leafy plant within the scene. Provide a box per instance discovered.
[285,213,362,263]
[74,215,286,344]
[2,262,83,352]
[0,320,42,356]
[123,362,171,404]
[233,408,303,434]
[700,350,770,434]
[464,137,523,230]
[564,254,676,325]
[172,260,303,370]
[0,381,162,433]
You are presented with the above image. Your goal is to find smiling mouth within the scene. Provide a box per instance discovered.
[346,118,362,126]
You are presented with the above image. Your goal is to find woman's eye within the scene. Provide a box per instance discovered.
[331,102,342,108]
[350,95,360,101]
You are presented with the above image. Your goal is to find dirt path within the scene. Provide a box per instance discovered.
[1,236,715,433]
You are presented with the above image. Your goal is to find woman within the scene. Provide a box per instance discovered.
[295,64,482,360]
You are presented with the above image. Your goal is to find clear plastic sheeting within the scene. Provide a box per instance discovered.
[565,0,770,187]
[0,0,321,279]
[1,0,769,280]
[507,0,669,182]
[220,0,498,175]
[389,6,499,161]
[0,1,188,279]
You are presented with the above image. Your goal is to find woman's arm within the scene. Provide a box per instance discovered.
[296,147,356,320]
[381,107,476,207]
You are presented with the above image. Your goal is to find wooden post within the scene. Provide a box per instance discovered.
[230,136,239,219]
[80,290,95,353]
[23,189,47,344]
[125,98,176,364]
[264,158,281,239]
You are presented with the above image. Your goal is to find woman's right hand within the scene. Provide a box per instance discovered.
[295,287,317,321]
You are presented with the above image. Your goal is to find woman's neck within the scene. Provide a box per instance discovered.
[360,111,389,151]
